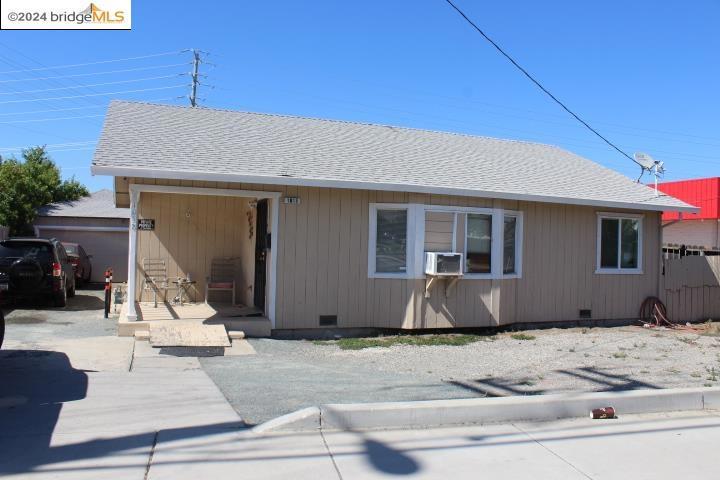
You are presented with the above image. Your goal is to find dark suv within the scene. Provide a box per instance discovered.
[0,238,76,307]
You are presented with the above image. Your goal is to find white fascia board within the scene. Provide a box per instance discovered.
[91,165,700,214]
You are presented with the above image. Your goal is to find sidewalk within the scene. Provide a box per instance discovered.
[3,333,720,479]
[148,409,720,479]
[0,336,243,480]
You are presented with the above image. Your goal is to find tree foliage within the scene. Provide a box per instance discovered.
[0,146,89,235]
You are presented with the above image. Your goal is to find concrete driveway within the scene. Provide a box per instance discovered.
[0,290,243,479]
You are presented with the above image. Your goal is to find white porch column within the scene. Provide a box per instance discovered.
[126,188,139,321]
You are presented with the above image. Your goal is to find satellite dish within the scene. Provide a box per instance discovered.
[634,152,666,196]
[634,152,656,170]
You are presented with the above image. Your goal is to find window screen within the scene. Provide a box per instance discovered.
[466,213,492,274]
[375,209,407,273]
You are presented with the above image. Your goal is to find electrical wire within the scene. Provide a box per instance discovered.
[0,140,95,151]
[443,0,642,168]
[0,74,186,95]
[0,114,105,124]
[0,63,189,84]
[0,51,185,75]
[0,97,178,116]
[0,85,187,104]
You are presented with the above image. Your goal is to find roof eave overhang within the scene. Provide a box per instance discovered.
[91,164,700,214]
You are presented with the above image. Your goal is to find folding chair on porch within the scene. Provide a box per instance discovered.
[205,257,236,305]
[142,258,170,308]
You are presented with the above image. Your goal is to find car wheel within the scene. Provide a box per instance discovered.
[68,278,76,298]
[54,286,67,307]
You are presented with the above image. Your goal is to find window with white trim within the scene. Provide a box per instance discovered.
[375,209,408,274]
[503,214,518,275]
[368,204,414,278]
[461,208,523,279]
[596,213,642,273]
[466,213,492,274]
[368,203,522,279]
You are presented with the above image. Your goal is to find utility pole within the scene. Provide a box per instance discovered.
[189,49,201,107]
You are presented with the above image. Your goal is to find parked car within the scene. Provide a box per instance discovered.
[62,242,92,285]
[0,270,6,348]
[0,238,76,307]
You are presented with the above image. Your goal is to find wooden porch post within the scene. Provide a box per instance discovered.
[126,187,139,321]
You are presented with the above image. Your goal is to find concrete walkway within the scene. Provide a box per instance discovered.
[0,336,243,480]
[148,410,720,479]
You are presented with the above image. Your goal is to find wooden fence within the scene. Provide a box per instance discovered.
[660,256,720,322]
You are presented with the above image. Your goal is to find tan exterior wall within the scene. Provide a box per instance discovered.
[118,177,662,330]
[134,191,256,304]
[663,219,720,250]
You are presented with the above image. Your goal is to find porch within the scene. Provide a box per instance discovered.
[118,301,272,338]
[121,183,280,339]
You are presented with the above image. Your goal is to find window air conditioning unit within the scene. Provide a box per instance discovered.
[424,252,463,276]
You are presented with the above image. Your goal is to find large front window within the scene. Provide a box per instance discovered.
[597,214,642,273]
[375,209,408,274]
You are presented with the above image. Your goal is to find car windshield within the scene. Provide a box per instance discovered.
[63,244,78,254]
[0,241,54,263]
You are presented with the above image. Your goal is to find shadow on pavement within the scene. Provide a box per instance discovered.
[0,350,88,475]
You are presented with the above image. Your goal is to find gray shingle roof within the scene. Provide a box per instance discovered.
[92,101,696,213]
[37,189,129,218]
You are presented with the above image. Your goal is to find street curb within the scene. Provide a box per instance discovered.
[253,387,720,433]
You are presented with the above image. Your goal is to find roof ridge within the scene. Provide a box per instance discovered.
[108,100,560,149]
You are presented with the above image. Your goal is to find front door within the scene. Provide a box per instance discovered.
[254,199,268,311]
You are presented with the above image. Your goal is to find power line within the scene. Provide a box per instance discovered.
[443,0,642,169]
[0,114,105,124]
[0,74,186,95]
[0,84,187,104]
[0,50,185,75]
[0,63,189,84]
[0,141,96,152]
[0,97,178,116]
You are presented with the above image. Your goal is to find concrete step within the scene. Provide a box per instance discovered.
[228,330,246,340]
[134,330,150,341]
[148,322,231,347]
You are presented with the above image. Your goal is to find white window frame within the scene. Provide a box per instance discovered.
[368,203,523,280]
[595,212,643,275]
[368,203,421,279]
[501,210,524,279]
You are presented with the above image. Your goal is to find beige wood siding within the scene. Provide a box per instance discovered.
[119,178,662,330]
[135,191,256,304]
[424,211,454,252]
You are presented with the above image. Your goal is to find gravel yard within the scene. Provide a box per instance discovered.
[202,324,720,424]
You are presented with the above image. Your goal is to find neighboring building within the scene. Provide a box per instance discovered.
[35,189,129,282]
[0,226,8,241]
[657,177,720,254]
[91,101,696,334]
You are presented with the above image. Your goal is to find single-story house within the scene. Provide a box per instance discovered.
[35,189,129,282]
[656,177,720,255]
[91,100,696,335]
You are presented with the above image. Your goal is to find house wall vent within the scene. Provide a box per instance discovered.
[579,309,592,319]
[319,315,338,326]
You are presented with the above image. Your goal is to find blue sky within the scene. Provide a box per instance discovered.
[0,0,717,192]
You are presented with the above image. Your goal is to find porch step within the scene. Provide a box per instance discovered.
[148,321,231,347]
[134,330,150,341]
[228,330,245,340]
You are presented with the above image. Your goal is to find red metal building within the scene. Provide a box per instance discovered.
[657,177,720,251]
